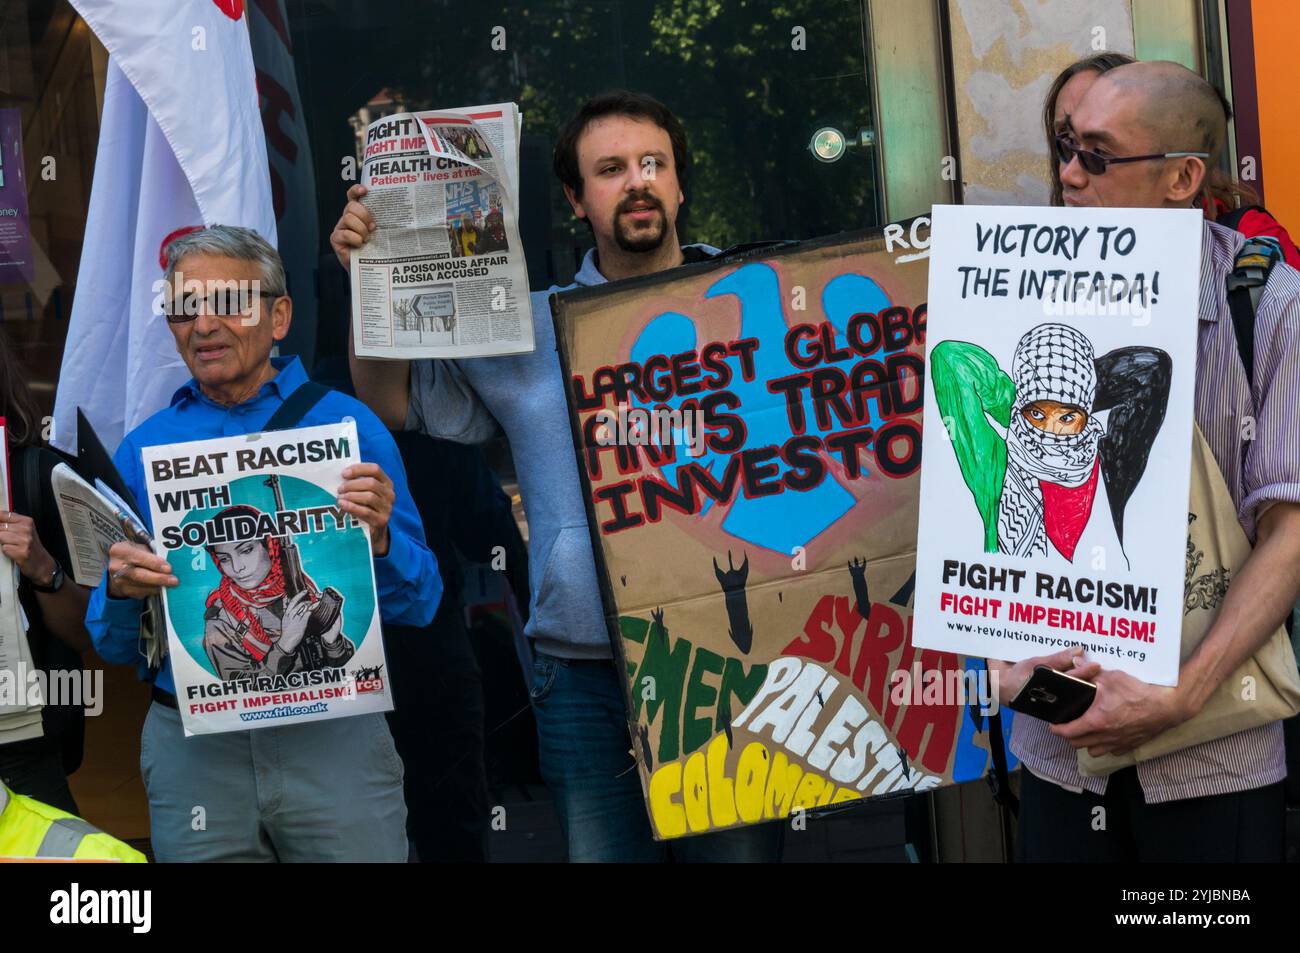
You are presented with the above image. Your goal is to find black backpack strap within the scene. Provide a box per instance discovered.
[264,381,331,432]
[1226,236,1283,389]
[972,697,1017,859]
[21,446,45,534]
[986,709,1018,817]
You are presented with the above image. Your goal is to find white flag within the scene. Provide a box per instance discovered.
[53,0,277,454]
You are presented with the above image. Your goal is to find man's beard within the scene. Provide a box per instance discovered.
[610,192,671,253]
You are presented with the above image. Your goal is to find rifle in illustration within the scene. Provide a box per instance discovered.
[264,474,343,667]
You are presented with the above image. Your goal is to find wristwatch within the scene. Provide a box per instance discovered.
[29,560,66,594]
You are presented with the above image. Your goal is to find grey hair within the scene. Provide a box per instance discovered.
[163,225,286,295]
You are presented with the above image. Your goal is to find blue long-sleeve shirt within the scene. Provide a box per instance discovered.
[86,356,441,694]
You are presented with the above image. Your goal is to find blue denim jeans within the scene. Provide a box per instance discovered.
[529,651,784,862]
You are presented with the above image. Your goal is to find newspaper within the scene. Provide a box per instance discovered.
[0,423,43,745]
[350,102,534,359]
[51,463,129,587]
[0,589,42,744]
[142,422,392,736]
[51,462,165,667]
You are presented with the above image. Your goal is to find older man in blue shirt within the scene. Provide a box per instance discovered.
[85,225,440,862]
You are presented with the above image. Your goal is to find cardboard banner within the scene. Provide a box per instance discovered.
[913,205,1202,686]
[553,222,1013,840]
[143,422,391,735]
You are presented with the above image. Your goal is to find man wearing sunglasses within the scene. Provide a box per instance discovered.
[1052,61,1213,209]
[84,225,441,862]
[990,60,1300,862]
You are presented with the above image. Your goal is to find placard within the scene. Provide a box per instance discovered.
[554,222,1014,839]
[143,422,391,735]
[913,205,1202,685]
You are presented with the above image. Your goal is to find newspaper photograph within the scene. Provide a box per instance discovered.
[351,102,534,359]
[141,422,392,736]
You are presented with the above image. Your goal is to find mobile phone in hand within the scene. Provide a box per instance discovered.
[1008,665,1097,724]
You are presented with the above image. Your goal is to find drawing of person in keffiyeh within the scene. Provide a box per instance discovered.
[201,504,354,680]
[930,323,1171,566]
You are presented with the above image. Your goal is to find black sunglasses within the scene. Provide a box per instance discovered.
[1055,134,1208,176]
[164,289,281,324]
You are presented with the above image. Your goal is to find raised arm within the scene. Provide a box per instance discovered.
[333,183,500,443]
[930,340,1014,553]
[1092,346,1172,546]
[332,183,412,429]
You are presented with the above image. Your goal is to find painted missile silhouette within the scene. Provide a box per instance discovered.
[848,557,871,618]
[713,550,754,654]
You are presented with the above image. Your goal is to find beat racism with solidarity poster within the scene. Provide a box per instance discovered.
[553,222,1015,841]
[142,422,390,735]
[913,205,1203,686]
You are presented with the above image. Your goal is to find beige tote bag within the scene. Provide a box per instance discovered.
[1078,426,1300,776]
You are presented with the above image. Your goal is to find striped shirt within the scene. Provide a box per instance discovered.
[1012,220,1300,804]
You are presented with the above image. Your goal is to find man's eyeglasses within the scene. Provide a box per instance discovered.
[163,289,281,324]
[1054,134,1208,176]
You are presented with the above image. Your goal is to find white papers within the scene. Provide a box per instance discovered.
[0,423,42,745]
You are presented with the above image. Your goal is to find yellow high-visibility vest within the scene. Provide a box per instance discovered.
[0,785,145,862]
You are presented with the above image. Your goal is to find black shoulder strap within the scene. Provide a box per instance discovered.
[21,446,44,532]
[1226,236,1283,389]
[265,381,331,432]
[986,709,1018,816]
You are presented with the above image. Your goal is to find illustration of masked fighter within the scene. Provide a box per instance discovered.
[931,323,1170,565]
[202,504,354,679]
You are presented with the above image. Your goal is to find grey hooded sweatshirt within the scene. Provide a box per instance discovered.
[407,244,719,659]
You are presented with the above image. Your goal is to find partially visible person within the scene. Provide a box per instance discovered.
[314,244,515,862]
[459,215,479,257]
[1044,50,1300,268]
[0,782,143,861]
[462,129,483,160]
[382,431,522,862]
[0,328,92,816]
[1200,166,1300,268]
[1042,51,1135,206]
[484,197,506,251]
[333,91,785,862]
[85,225,441,862]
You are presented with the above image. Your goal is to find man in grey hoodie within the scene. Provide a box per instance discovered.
[332,91,783,862]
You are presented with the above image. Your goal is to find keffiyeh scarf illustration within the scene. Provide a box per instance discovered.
[997,324,1106,558]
